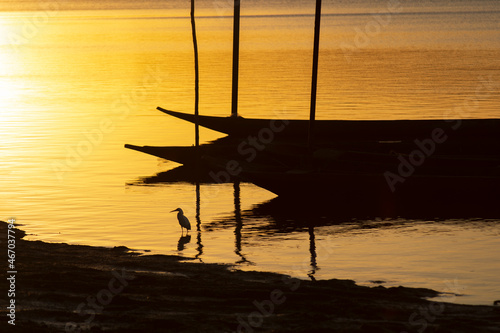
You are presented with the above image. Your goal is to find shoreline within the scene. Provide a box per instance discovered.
[1,221,499,332]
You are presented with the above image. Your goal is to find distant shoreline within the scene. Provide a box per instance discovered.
[1,220,498,332]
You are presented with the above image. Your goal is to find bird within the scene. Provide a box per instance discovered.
[170,208,191,235]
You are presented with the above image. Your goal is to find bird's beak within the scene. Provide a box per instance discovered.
[170,209,177,212]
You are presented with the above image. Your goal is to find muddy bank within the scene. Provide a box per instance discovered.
[1,221,498,332]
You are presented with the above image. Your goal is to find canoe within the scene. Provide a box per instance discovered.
[124,137,245,164]
[125,144,199,164]
[157,107,500,143]
[126,139,500,176]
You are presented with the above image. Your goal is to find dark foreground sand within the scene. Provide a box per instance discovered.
[1,221,499,332]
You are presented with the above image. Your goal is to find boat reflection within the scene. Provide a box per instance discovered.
[127,164,230,185]
[249,195,500,224]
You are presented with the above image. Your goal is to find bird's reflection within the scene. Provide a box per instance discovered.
[177,234,191,251]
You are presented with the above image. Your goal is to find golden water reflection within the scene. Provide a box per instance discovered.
[0,7,499,306]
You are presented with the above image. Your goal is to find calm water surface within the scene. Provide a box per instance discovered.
[1,0,499,305]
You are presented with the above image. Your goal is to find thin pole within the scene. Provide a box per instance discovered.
[308,0,322,149]
[231,0,241,117]
[191,0,200,147]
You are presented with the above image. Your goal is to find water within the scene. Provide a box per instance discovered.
[1,0,499,305]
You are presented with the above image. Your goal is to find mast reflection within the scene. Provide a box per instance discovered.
[308,225,318,280]
[233,180,254,265]
[195,182,203,261]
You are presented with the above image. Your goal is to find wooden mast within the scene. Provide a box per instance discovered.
[190,0,200,147]
[308,0,322,149]
[231,0,241,117]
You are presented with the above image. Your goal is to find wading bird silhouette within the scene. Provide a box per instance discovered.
[171,208,191,235]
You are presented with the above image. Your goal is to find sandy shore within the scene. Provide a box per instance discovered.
[1,221,499,332]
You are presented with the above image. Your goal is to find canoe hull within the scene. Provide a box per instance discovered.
[158,107,500,143]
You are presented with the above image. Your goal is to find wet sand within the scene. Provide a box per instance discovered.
[1,221,499,332]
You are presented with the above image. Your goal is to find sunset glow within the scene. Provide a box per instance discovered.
[1,3,499,330]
